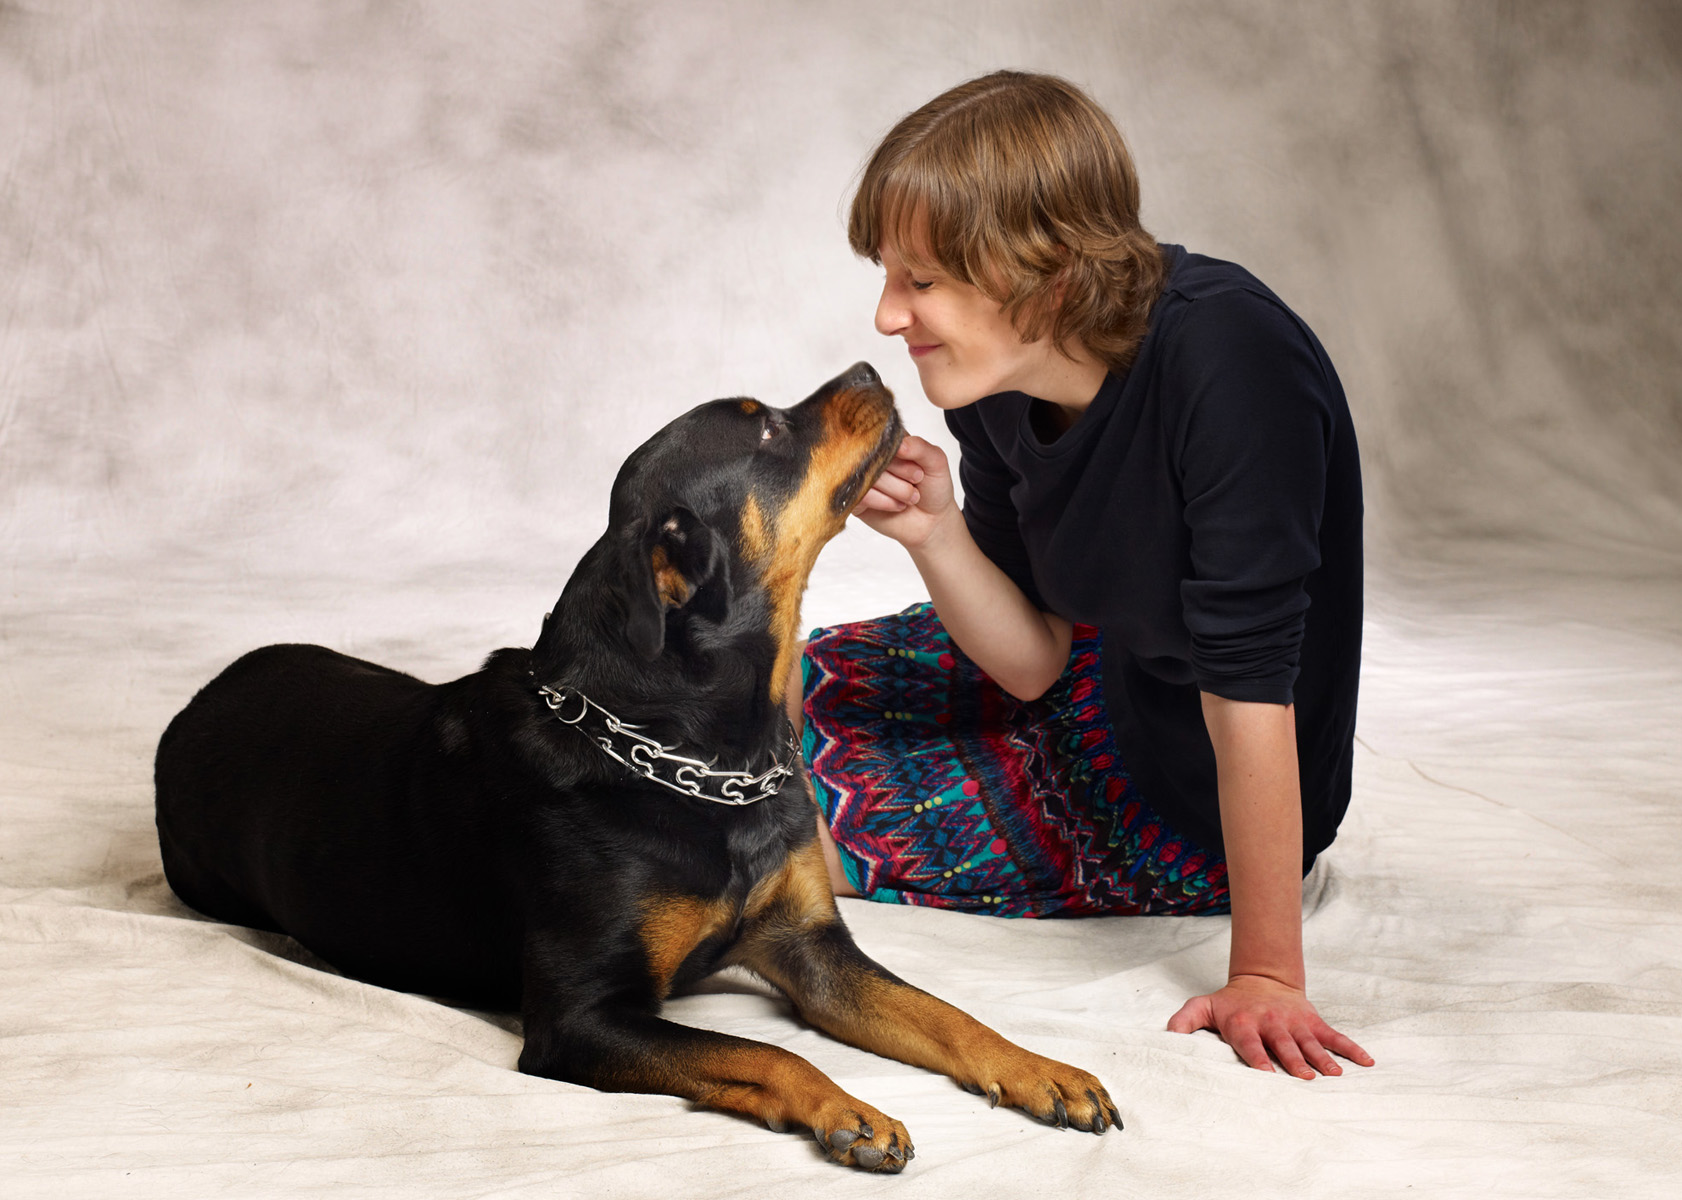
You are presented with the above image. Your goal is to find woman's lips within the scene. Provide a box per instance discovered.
[908,342,939,359]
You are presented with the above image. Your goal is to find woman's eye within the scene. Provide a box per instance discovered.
[911,279,934,291]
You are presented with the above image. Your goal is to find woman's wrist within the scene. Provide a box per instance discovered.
[1226,876,1306,992]
[904,503,969,559]
[1226,965,1307,992]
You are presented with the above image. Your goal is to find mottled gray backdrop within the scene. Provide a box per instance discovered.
[3,0,1679,607]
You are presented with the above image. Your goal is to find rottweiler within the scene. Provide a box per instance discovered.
[154,362,1120,1172]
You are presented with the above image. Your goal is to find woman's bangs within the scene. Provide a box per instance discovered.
[859,161,970,279]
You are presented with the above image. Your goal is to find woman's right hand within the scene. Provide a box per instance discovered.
[851,435,958,549]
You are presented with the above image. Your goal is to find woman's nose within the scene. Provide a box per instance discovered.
[875,282,910,337]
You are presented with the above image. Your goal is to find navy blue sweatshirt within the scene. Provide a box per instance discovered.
[945,245,1362,868]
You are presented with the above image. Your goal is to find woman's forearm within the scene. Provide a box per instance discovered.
[852,435,1070,700]
[1200,693,1305,989]
[1171,694,1371,1076]
[910,511,1072,701]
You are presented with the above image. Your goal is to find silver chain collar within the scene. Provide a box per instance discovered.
[537,684,798,807]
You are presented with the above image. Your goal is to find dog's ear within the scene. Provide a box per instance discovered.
[620,508,730,660]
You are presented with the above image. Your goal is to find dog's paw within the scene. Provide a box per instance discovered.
[960,1054,1122,1134]
[809,1099,914,1172]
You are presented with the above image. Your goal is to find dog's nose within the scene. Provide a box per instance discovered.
[836,361,882,391]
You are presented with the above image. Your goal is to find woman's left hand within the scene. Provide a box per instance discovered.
[1167,974,1374,1079]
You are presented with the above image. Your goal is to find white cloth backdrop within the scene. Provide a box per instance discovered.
[3,2,1680,1197]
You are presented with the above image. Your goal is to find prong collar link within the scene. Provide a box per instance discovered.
[537,684,798,806]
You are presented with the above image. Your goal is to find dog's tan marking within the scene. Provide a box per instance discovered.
[625,877,913,1168]
[738,494,771,561]
[649,545,692,609]
[593,1034,911,1171]
[739,400,761,415]
[758,388,897,706]
[638,893,734,1000]
[744,838,839,926]
[729,837,1119,1134]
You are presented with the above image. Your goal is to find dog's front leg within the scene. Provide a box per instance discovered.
[732,842,1123,1134]
[517,990,913,1171]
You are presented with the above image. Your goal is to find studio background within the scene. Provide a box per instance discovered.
[4,3,1679,1197]
[7,0,1679,591]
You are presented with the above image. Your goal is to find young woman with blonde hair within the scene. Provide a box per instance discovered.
[794,71,1373,1080]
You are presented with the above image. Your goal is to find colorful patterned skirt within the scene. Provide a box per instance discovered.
[801,603,1230,918]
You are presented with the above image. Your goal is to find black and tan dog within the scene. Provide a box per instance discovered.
[154,362,1119,1172]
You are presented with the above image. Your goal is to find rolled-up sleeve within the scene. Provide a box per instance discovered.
[1170,291,1335,704]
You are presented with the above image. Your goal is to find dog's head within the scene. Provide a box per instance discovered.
[540,363,902,709]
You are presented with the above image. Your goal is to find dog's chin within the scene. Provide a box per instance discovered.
[830,410,906,516]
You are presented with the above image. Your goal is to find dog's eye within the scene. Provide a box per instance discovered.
[760,420,781,443]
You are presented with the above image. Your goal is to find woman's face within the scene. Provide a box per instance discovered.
[874,240,1062,410]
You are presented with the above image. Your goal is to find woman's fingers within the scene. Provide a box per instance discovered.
[1253,1018,1371,1078]
[888,444,927,483]
[1165,994,1213,1035]
[870,467,921,506]
[1318,1024,1375,1068]
[1228,1025,1275,1073]
[852,443,933,519]
[894,434,946,474]
[1263,1027,1316,1081]
[856,492,913,512]
[1169,995,1277,1074]
[1171,984,1374,1078]
[853,481,917,516]
[850,444,926,513]
[1298,1032,1342,1077]
[853,489,907,515]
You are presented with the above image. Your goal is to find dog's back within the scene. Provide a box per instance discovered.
[155,643,523,1002]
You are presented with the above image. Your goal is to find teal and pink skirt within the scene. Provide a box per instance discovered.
[801,603,1229,918]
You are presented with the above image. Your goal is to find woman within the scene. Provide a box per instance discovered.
[793,71,1373,1080]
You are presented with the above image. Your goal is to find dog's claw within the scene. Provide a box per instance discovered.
[811,1107,910,1173]
[966,1052,1117,1138]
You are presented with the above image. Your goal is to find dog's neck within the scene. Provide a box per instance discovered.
[533,681,797,807]
[528,551,784,768]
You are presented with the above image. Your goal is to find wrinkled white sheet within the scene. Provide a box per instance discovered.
[3,550,1679,1198]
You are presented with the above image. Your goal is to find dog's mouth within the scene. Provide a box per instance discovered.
[828,403,905,516]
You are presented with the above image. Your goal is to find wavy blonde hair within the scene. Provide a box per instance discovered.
[848,71,1166,372]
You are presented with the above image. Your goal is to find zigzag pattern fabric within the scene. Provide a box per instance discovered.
[802,603,1230,918]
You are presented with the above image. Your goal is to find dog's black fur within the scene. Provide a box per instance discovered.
[155,363,1119,1171]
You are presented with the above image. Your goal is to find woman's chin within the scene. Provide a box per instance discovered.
[915,369,984,411]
